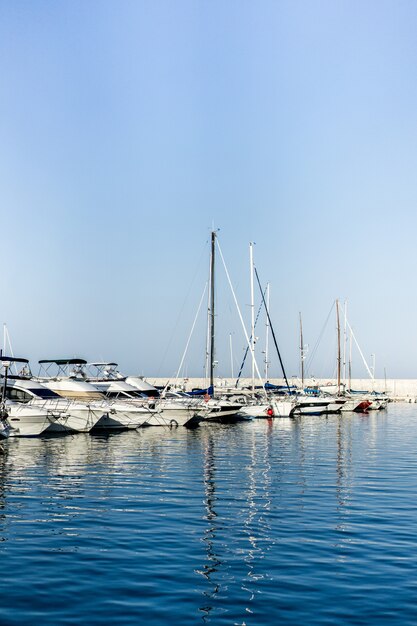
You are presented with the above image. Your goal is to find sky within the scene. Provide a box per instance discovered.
[0,0,417,380]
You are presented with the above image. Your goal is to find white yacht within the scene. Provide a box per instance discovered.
[125,375,159,396]
[6,401,57,437]
[0,356,57,437]
[5,377,105,433]
[37,359,152,429]
[87,363,205,427]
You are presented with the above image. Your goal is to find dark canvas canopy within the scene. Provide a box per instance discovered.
[0,356,29,364]
[38,359,87,365]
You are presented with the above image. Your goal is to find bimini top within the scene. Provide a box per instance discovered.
[38,358,87,365]
[88,362,118,367]
[0,356,29,364]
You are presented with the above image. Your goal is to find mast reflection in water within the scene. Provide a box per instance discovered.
[197,431,221,621]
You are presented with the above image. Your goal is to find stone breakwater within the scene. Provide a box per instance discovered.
[144,378,417,402]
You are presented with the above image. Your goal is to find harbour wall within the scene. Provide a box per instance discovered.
[145,378,417,401]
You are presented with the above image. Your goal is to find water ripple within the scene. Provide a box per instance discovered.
[0,407,417,623]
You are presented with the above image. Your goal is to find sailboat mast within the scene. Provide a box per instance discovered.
[299,312,304,387]
[265,283,270,380]
[336,299,341,395]
[342,301,347,385]
[249,242,255,394]
[348,327,352,391]
[229,333,234,379]
[209,231,216,393]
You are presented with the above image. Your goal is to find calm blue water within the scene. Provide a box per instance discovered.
[0,404,417,625]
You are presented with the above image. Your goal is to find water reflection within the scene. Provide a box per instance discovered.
[196,420,283,624]
[241,422,274,610]
[198,430,222,622]
[0,443,9,540]
[0,408,414,626]
[334,414,354,557]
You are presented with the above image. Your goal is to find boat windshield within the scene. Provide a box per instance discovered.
[105,390,145,399]
[5,386,62,403]
[28,388,61,399]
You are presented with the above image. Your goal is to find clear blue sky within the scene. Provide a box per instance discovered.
[0,0,416,379]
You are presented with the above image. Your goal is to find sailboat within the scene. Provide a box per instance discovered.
[202,231,246,422]
[234,243,297,418]
[314,301,372,413]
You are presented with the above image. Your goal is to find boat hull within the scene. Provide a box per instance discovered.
[8,404,56,437]
[44,403,106,433]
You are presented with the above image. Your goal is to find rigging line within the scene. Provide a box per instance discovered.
[345,319,374,380]
[161,281,209,395]
[305,301,335,376]
[216,240,267,398]
[253,266,291,393]
[175,282,208,380]
[155,240,209,378]
[235,285,267,388]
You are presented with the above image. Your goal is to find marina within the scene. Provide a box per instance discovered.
[0,354,394,439]
[2,1,416,623]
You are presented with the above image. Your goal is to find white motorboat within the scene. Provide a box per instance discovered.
[5,377,105,433]
[202,396,246,422]
[143,392,208,427]
[37,359,152,429]
[84,362,161,427]
[86,363,201,427]
[0,356,56,437]
[7,401,57,437]
[125,375,159,396]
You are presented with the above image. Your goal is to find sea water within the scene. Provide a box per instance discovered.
[0,404,416,625]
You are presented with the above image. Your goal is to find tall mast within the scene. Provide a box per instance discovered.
[209,231,216,393]
[336,299,341,395]
[348,327,352,391]
[371,354,375,392]
[342,301,347,384]
[229,333,234,379]
[264,283,270,380]
[249,242,255,394]
[299,312,304,388]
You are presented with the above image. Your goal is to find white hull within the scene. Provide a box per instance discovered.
[7,404,56,437]
[238,403,272,418]
[202,399,244,421]
[270,399,296,418]
[94,403,151,429]
[367,398,388,410]
[142,398,205,427]
[144,409,201,427]
[292,396,336,416]
[45,403,106,433]
[339,398,372,412]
